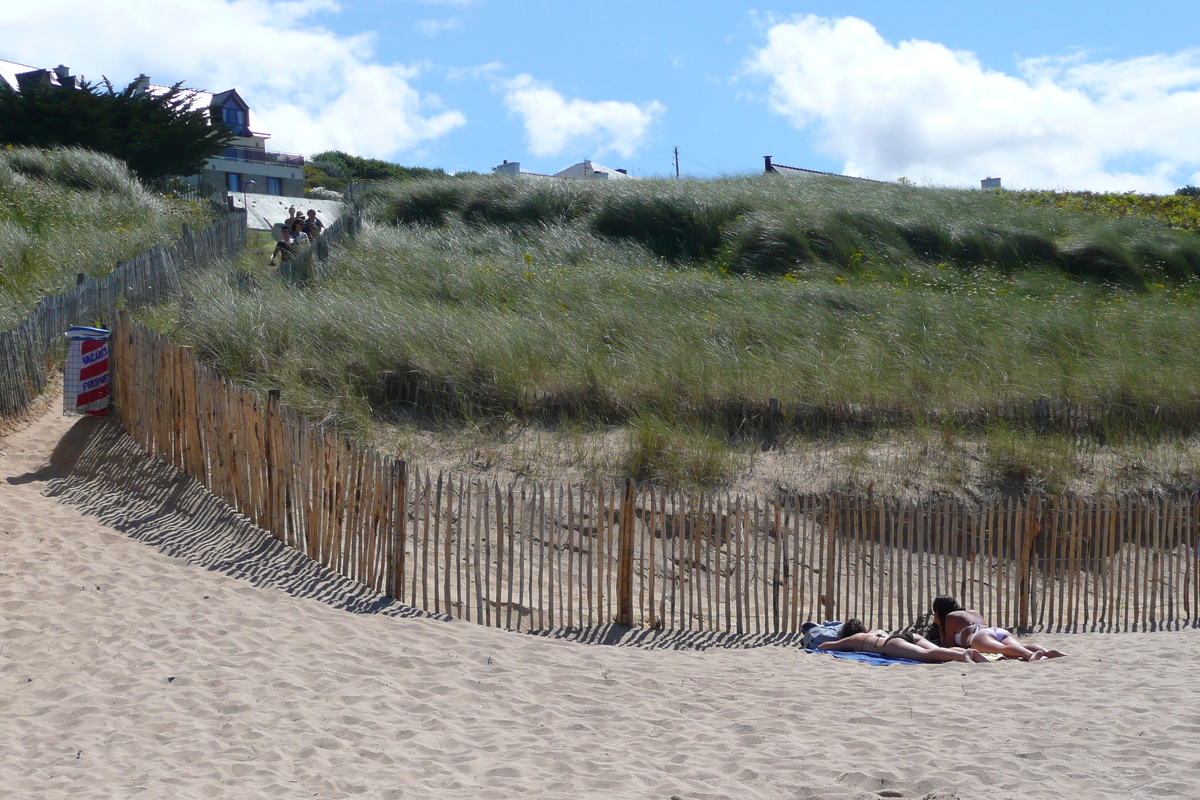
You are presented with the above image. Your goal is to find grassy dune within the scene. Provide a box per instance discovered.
[0,146,212,326]
[147,174,1200,493]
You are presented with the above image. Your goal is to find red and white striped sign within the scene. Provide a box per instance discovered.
[64,326,110,417]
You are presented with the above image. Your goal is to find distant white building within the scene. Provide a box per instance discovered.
[492,159,523,176]
[491,159,634,179]
[553,160,633,180]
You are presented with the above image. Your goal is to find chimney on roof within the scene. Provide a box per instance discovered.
[132,74,150,95]
[51,65,76,89]
[981,177,1002,190]
[764,155,774,173]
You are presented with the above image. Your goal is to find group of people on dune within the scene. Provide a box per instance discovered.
[268,206,325,266]
[817,595,1068,664]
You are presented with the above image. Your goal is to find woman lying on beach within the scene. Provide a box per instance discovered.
[818,619,989,664]
[932,595,1066,661]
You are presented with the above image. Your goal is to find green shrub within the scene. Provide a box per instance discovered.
[621,415,738,488]
[720,212,816,275]
[460,178,593,228]
[590,188,745,262]
[386,182,468,227]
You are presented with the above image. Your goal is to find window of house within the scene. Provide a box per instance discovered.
[223,107,245,127]
[227,173,240,192]
[267,177,282,195]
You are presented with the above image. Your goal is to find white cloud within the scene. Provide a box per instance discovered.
[415,17,464,37]
[0,0,465,159]
[502,74,665,159]
[745,15,1200,191]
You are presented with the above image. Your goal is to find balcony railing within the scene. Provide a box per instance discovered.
[217,147,305,167]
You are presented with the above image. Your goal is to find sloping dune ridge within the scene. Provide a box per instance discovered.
[2,403,1199,800]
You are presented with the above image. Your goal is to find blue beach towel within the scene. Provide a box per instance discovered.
[801,621,925,664]
[806,648,922,666]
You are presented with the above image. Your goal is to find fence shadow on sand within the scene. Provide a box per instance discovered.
[13,416,824,652]
[11,416,440,622]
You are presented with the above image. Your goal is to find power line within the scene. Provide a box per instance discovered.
[677,150,751,176]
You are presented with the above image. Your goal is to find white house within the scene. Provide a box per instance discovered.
[138,76,304,197]
[553,160,633,180]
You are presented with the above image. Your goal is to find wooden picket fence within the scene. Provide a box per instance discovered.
[113,310,1200,635]
[0,212,247,420]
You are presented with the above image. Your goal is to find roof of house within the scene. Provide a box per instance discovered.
[210,89,248,110]
[0,58,47,91]
[765,159,882,184]
[553,160,634,180]
[145,82,269,138]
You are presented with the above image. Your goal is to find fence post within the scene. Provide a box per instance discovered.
[112,310,128,415]
[390,460,408,600]
[1018,495,1040,631]
[264,389,282,538]
[617,477,636,626]
[824,492,838,621]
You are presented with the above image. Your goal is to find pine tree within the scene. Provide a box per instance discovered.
[0,78,233,182]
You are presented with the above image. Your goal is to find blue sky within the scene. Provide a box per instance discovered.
[6,1,1200,190]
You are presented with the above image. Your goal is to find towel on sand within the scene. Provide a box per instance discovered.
[806,649,922,666]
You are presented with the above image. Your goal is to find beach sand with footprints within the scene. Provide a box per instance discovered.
[3,403,1199,800]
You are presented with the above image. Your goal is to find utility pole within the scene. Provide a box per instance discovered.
[674,146,680,178]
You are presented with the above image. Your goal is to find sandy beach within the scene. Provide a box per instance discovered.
[3,405,1199,800]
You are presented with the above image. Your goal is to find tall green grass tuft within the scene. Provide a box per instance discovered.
[0,145,212,326]
[7,145,143,196]
[590,182,745,261]
[621,414,743,488]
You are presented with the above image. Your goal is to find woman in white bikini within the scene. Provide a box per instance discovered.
[932,596,1066,661]
[818,619,988,663]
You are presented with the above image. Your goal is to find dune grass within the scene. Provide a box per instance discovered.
[143,173,1200,493]
[368,174,1200,284]
[0,145,213,327]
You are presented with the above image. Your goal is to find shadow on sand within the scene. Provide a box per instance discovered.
[11,416,440,621]
[12,416,813,652]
